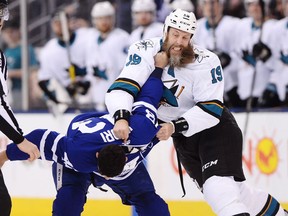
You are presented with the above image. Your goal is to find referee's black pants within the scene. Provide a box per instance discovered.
[0,169,11,216]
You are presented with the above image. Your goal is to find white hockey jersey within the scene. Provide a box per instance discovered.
[85,28,129,110]
[235,17,276,100]
[193,16,240,92]
[129,22,164,45]
[268,17,288,101]
[106,37,224,137]
[38,28,90,88]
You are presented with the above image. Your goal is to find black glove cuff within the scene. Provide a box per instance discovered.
[113,109,131,123]
[171,117,189,133]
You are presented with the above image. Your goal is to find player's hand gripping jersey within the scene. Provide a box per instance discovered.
[6,75,163,180]
[106,37,224,137]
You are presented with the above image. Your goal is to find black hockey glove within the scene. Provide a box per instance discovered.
[242,50,256,67]
[93,66,108,80]
[66,83,77,97]
[38,80,59,104]
[280,51,288,65]
[258,83,281,107]
[214,51,231,69]
[76,80,91,95]
[66,64,87,76]
[252,41,272,62]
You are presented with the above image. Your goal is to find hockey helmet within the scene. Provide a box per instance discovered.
[132,0,157,13]
[91,1,115,18]
[171,0,195,12]
[163,9,197,39]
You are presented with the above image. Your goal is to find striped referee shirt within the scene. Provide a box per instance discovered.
[0,49,24,144]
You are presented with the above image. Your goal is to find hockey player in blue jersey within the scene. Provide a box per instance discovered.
[0,52,170,216]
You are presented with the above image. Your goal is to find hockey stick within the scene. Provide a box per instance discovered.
[242,1,266,142]
[59,11,76,83]
[59,11,81,112]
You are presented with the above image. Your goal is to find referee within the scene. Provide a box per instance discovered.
[0,1,40,215]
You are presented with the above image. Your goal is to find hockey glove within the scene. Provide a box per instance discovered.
[76,80,91,95]
[66,83,77,97]
[252,41,272,62]
[214,51,231,69]
[258,83,281,107]
[280,51,288,65]
[93,66,108,80]
[38,80,60,104]
[66,64,87,77]
[242,50,256,67]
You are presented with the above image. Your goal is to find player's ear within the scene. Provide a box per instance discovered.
[96,152,99,158]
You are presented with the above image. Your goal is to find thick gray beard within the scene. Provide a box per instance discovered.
[169,55,183,68]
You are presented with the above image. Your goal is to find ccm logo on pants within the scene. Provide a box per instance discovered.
[202,159,218,172]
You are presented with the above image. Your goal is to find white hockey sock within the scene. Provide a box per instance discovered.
[203,176,249,216]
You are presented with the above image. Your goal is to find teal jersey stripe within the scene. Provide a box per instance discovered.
[265,197,279,216]
[198,102,223,118]
[108,81,140,98]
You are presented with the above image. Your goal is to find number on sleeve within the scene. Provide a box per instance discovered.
[210,65,223,84]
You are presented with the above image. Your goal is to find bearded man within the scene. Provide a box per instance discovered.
[106,9,288,216]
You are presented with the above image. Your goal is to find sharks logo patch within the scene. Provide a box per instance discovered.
[135,39,154,51]
[160,79,186,107]
[194,47,210,63]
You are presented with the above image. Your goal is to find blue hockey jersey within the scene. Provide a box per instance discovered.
[6,76,163,180]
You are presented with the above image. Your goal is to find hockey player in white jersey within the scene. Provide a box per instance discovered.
[38,11,92,112]
[236,0,275,107]
[193,0,243,108]
[85,1,129,111]
[260,0,288,107]
[106,9,288,216]
[129,0,164,45]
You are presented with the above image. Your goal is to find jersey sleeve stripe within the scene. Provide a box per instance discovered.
[107,78,141,98]
[52,134,65,162]
[1,51,7,80]
[196,100,224,119]
[39,129,51,160]
[0,79,5,96]
[0,96,24,143]
[0,51,7,96]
